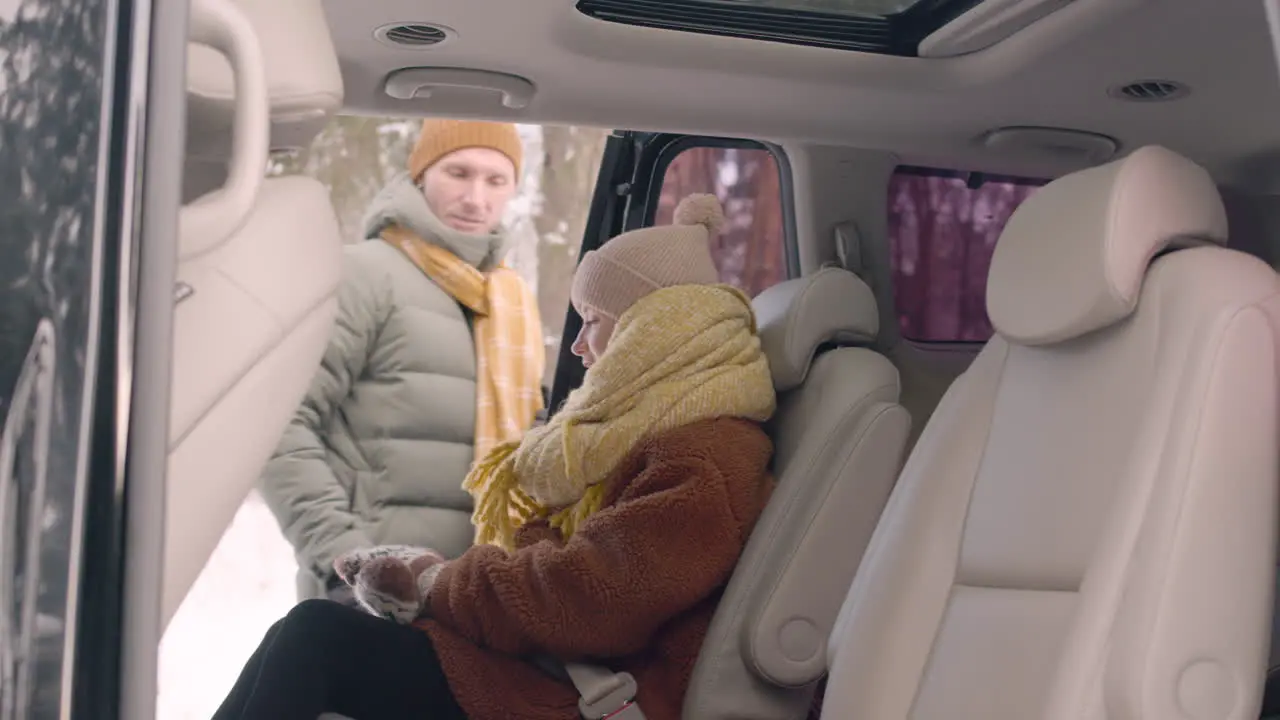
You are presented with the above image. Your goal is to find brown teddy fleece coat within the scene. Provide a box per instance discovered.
[414,416,775,720]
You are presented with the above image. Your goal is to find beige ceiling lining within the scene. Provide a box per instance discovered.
[322,0,1280,188]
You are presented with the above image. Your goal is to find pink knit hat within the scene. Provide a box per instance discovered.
[571,194,725,321]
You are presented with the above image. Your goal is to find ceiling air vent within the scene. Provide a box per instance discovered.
[1108,80,1189,103]
[374,22,454,48]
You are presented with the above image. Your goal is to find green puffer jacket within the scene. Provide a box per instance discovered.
[260,174,506,599]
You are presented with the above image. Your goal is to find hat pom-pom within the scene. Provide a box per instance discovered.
[673,193,726,235]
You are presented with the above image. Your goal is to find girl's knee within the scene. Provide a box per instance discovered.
[287,597,352,626]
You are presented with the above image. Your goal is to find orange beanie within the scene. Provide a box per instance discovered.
[408,119,523,181]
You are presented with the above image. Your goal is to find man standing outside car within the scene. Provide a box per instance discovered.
[260,119,546,604]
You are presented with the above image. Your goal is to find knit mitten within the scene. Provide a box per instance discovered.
[332,545,446,624]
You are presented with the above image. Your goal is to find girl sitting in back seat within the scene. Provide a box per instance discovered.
[212,194,778,720]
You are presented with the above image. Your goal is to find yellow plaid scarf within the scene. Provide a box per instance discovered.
[383,225,545,463]
[464,284,776,551]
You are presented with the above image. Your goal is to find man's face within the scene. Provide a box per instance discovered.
[418,147,518,235]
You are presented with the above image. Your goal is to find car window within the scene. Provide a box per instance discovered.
[654,144,790,297]
[0,0,113,715]
[888,167,1046,343]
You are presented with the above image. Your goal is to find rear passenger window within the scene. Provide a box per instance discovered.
[655,145,790,297]
[888,167,1046,343]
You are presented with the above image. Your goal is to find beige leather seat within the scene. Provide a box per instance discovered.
[162,0,344,627]
[682,267,912,719]
[822,145,1280,719]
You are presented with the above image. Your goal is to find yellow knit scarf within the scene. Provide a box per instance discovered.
[464,284,777,551]
[383,225,545,463]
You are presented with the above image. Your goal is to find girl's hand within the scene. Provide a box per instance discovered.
[333,545,446,624]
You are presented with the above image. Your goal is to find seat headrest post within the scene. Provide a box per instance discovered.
[754,268,879,392]
[986,145,1227,346]
[833,221,865,276]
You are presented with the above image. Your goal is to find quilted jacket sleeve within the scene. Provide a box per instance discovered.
[258,246,391,581]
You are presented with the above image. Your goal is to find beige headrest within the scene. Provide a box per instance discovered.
[753,267,879,392]
[987,145,1227,346]
[186,0,343,158]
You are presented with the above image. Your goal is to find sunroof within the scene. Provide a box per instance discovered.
[720,0,928,17]
[575,0,985,56]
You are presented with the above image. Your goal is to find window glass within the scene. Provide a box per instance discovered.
[0,0,111,713]
[725,0,925,16]
[655,145,789,297]
[888,168,1045,342]
[574,0,974,55]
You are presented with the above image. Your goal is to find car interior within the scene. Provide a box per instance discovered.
[103,0,1280,716]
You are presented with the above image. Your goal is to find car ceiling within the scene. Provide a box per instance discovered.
[324,0,1280,187]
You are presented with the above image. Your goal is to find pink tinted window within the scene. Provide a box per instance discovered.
[655,145,789,297]
[888,168,1046,342]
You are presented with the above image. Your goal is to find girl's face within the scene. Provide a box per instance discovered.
[570,307,616,369]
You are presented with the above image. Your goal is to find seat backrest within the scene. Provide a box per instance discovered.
[822,145,1280,719]
[162,0,344,627]
[684,267,912,719]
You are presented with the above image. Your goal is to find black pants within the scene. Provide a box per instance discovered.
[213,599,468,720]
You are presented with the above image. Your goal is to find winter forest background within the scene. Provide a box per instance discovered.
[158,117,1040,718]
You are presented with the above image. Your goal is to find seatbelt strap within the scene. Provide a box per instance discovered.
[557,660,647,719]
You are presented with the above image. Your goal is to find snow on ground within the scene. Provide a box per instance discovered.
[156,491,298,720]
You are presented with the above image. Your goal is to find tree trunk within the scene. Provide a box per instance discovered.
[534,125,608,382]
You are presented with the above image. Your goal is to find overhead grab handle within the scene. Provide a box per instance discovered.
[383,67,536,109]
[180,0,270,261]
